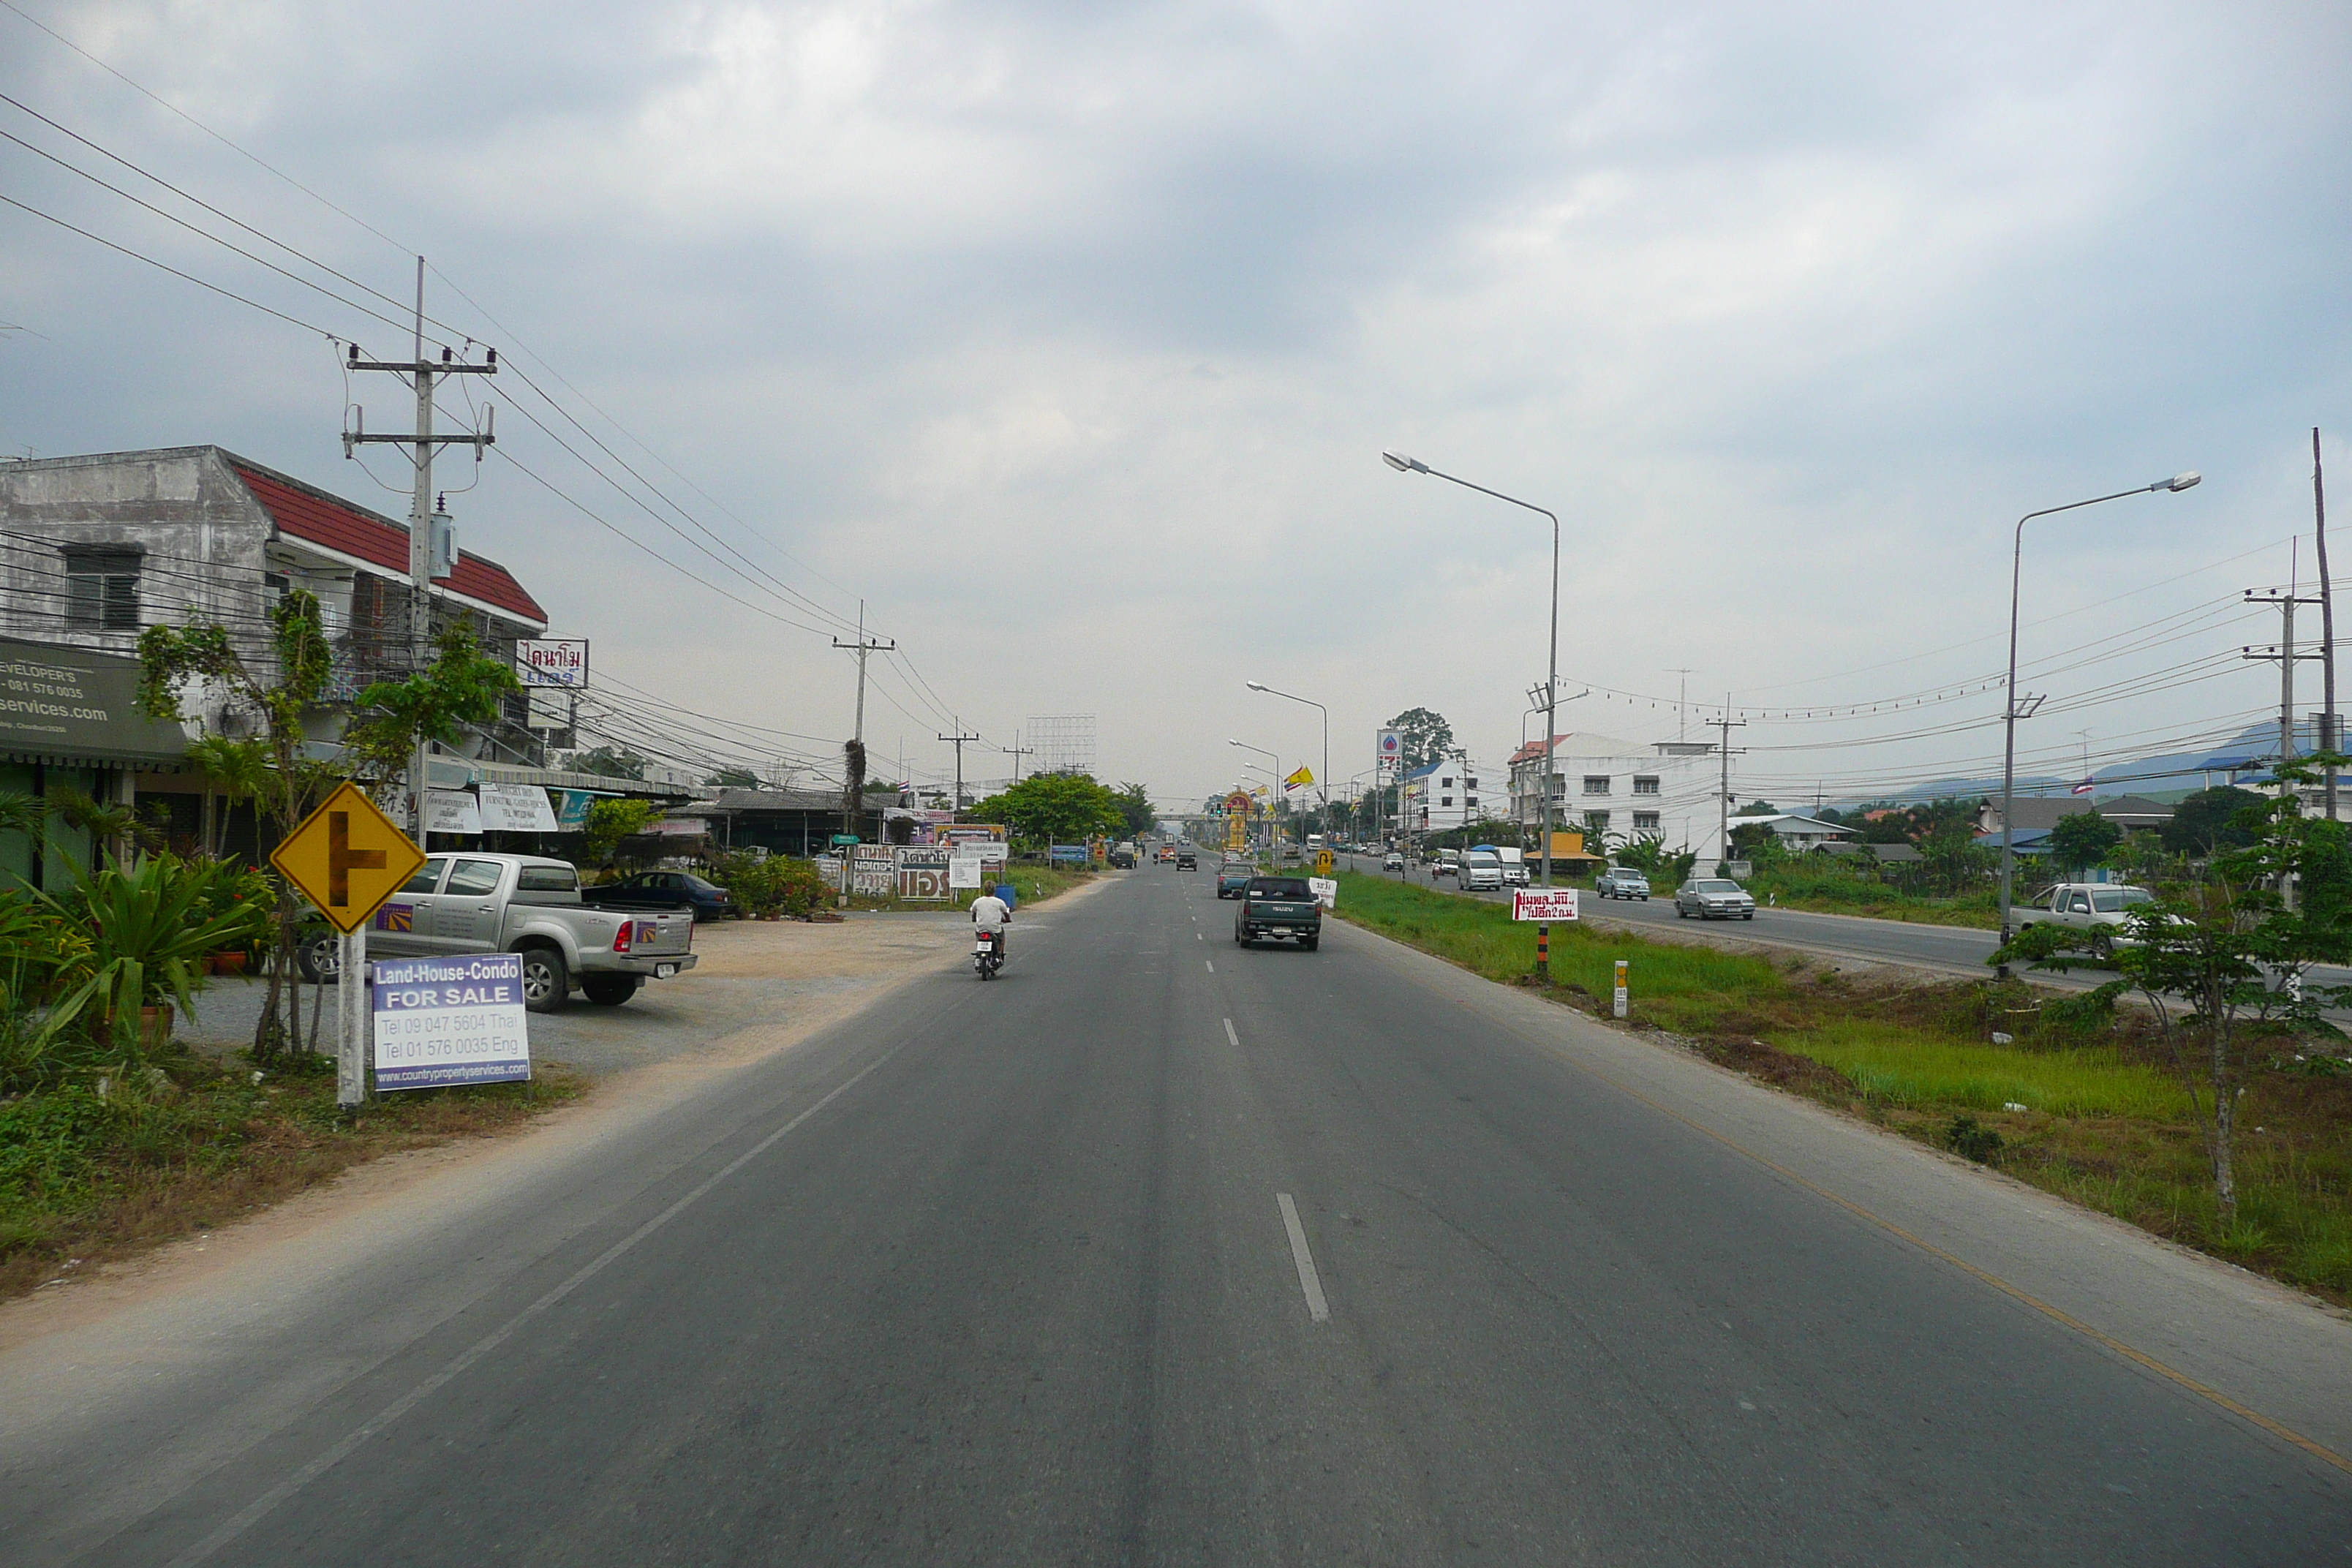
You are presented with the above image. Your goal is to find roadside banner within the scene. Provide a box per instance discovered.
[372,953,529,1090]
[1512,888,1580,922]
[1308,876,1337,910]
[897,847,951,900]
[479,783,560,833]
[851,843,895,897]
[423,788,482,835]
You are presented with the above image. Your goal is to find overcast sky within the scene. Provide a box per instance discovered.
[4,0,2349,815]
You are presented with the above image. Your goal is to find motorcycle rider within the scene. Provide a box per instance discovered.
[970,885,1011,964]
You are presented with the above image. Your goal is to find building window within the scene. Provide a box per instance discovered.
[1466,777,1479,791]
[1584,810,1610,834]
[1633,775,1660,796]
[64,547,141,631]
[1466,796,1478,808]
[1441,796,1453,807]
[1439,775,1455,790]
[1633,811,1661,834]
[1583,774,1611,795]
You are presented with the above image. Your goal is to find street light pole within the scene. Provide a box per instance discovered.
[1386,451,1561,978]
[1247,681,1329,847]
[1230,739,1280,856]
[1997,472,2201,964]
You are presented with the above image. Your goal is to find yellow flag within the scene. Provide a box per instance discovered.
[1284,766,1314,790]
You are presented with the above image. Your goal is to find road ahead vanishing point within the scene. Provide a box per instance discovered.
[6,870,2348,1566]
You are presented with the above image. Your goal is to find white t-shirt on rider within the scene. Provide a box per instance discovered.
[970,894,1011,930]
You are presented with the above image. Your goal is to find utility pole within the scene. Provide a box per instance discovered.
[1003,734,1035,784]
[344,257,494,838]
[1666,668,1695,745]
[2317,429,2337,821]
[832,600,895,751]
[1709,696,1747,874]
[939,727,980,820]
[2246,550,2324,788]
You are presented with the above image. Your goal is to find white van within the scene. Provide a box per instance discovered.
[1460,849,1504,892]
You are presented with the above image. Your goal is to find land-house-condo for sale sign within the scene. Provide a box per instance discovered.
[373,953,531,1090]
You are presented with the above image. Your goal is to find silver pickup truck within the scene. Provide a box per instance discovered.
[298,853,697,1010]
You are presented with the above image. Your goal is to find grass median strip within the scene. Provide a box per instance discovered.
[1329,870,2352,1305]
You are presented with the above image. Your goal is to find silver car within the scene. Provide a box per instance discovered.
[1676,878,1755,920]
[1594,867,1650,900]
[2021,882,2156,950]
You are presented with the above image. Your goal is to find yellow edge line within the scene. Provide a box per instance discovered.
[1447,993,2352,1480]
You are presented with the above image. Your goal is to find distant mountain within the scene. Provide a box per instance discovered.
[1829,720,2306,813]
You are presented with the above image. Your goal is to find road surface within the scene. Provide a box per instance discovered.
[5,868,2347,1564]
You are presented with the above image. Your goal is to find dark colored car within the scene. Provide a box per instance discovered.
[1176,850,1197,870]
[1235,876,1322,950]
[1216,865,1254,898]
[587,870,737,921]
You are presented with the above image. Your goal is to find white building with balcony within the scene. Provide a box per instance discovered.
[1399,755,1496,834]
[1507,732,1720,856]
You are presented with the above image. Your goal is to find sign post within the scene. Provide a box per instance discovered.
[1313,849,1334,878]
[1613,958,1629,1019]
[1510,886,1579,985]
[269,781,427,1107]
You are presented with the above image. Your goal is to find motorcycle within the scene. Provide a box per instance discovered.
[973,927,1004,980]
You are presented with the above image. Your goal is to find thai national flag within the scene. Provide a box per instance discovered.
[2072,778,2095,796]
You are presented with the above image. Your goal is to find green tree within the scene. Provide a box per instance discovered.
[578,799,660,867]
[1996,759,2352,1224]
[1112,782,1156,840]
[705,766,761,788]
[967,772,1124,848]
[137,592,336,1058]
[2047,809,2122,873]
[339,625,520,800]
[1917,821,1994,895]
[1385,707,1455,771]
[2160,785,2265,857]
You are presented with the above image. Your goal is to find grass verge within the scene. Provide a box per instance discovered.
[1739,864,2001,929]
[1328,870,2352,1304]
[0,1044,584,1303]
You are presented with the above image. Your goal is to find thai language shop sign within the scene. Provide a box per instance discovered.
[372,953,531,1090]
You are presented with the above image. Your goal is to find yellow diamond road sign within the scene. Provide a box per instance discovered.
[270,780,427,933]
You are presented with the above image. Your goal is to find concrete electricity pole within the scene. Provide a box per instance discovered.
[939,727,981,819]
[1003,736,1035,783]
[1710,699,1746,874]
[344,257,494,838]
[832,600,895,754]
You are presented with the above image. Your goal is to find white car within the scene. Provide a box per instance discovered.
[1382,851,1406,871]
[1594,867,1650,900]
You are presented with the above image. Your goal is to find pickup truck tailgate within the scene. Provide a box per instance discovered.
[613,909,695,957]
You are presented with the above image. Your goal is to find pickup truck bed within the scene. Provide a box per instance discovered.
[301,853,697,1010]
[1234,875,1322,951]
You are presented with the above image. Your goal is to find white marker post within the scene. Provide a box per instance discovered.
[1613,958,1629,1019]
[338,926,368,1107]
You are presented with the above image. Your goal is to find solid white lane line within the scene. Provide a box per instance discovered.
[160,1044,906,1568]
[1276,1194,1331,1323]
[1224,1017,1240,1048]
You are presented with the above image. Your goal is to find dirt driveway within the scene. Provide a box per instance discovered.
[178,913,976,1079]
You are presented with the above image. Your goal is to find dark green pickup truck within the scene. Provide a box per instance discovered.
[1234,875,1322,951]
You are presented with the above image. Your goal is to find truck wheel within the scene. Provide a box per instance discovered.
[1301,937,1319,952]
[582,973,642,1006]
[519,948,569,1012]
[296,932,339,984]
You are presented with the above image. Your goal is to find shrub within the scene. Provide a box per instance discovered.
[1944,1114,2005,1164]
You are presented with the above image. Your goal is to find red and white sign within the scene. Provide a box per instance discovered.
[1512,888,1579,921]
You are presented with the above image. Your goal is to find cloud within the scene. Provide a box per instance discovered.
[1,0,2348,807]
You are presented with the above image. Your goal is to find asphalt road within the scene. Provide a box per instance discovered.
[9,867,2349,1564]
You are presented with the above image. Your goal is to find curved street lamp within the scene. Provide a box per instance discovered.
[1247,680,1329,843]
[1997,472,2201,962]
[1385,449,1564,976]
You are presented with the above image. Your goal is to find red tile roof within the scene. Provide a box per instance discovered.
[230,461,547,627]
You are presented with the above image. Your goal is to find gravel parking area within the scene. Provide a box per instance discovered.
[176,914,976,1080]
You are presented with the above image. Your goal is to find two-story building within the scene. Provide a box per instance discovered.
[1399,755,1493,834]
[0,445,551,853]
